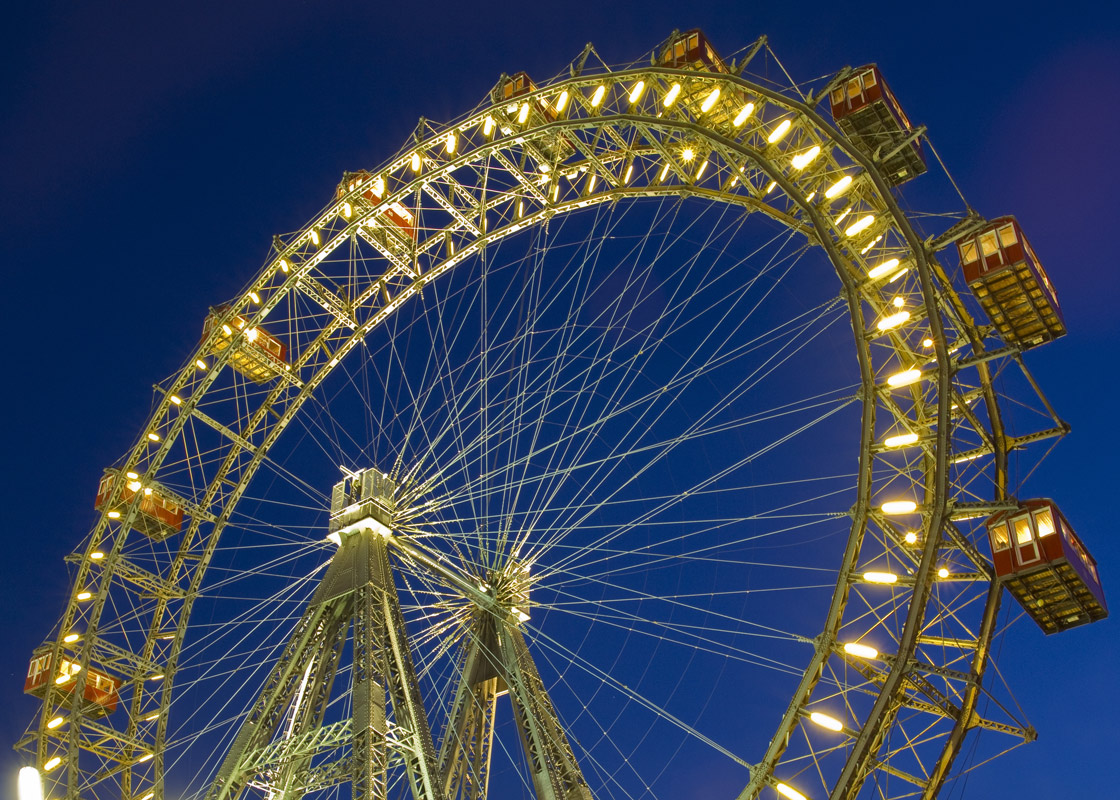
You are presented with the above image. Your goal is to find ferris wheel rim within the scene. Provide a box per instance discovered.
[29,50,1019,800]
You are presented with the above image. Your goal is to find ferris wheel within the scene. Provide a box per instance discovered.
[17,29,1107,800]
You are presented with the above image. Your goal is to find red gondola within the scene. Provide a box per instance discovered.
[202,306,288,384]
[957,216,1066,349]
[25,648,121,715]
[336,170,417,239]
[489,72,571,163]
[95,469,183,540]
[658,29,730,74]
[986,500,1107,633]
[829,66,926,186]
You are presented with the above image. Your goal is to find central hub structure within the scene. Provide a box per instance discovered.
[329,468,397,537]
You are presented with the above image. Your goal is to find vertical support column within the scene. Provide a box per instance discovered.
[352,584,388,800]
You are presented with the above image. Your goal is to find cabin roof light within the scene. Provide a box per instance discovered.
[808,711,843,731]
[628,80,645,103]
[843,641,878,659]
[445,133,456,154]
[127,480,142,491]
[663,82,681,107]
[590,84,607,107]
[767,119,792,143]
[881,499,918,515]
[126,471,139,479]
[517,102,530,124]
[411,152,421,171]
[556,90,569,113]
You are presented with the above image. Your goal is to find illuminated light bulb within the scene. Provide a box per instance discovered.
[76,590,92,601]
[845,214,875,236]
[47,716,65,729]
[137,753,154,763]
[892,296,905,308]
[663,82,681,107]
[517,102,530,124]
[825,175,852,198]
[55,673,71,684]
[682,147,695,162]
[483,115,495,136]
[246,328,258,342]
[863,571,898,584]
[765,181,777,194]
[834,207,851,226]
[695,160,708,180]
[309,229,320,246]
[922,337,934,348]
[867,258,901,279]
[411,151,421,171]
[556,90,569,112]
[445,132,457,154]
[886,368,922,388]
[221,324,232,336]
[147,432,160,442]
[808,711,843,732]
[700,86,721,113]
[767,119,792,143]
[148,673,165,681]
[143,487,152,496]
[938,567,950,579]
[140,793,155,800]
[63,633,80,643]
[517,199,524,216]
[127,480,142,491]
[249,291,261,304]
[169,395,181,405]
[587,174,596,193]
[90,551,105,560]
[628,80,645,103]
[904,531,919,545]
[860,234,884,255]
[18,766,43,800]
[876,310,910,331]
[341,202,352,218]
[43,757,62,772]
[775,782,807,800]
[126,471,139,479]
[107,510,120,519]
[843,642,878,659]
[372,175,385,196]
[883,432,919,448]
[733,102,755,126]
[279,259,289,273]
[659,163,671,181]
[881,499,918,515]
[791,145,821,170]
[590,84,606,107]
[143,711,160,721]
[888,267,909,283]
[624,164,634,184]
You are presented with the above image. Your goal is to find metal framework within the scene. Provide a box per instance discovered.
[18,32,1068,800]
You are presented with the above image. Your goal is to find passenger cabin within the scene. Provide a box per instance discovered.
[337,170,417,240]
[986,500,1107,633]
[658,29,730,74]
[829,66,926,186]
[957,217,1066,349]
[95,469,183,540]
[202,306,288,383]
[25,647,121,715]
[490,72,572,164]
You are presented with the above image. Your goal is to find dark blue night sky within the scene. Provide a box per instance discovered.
[2,2,1117,798]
